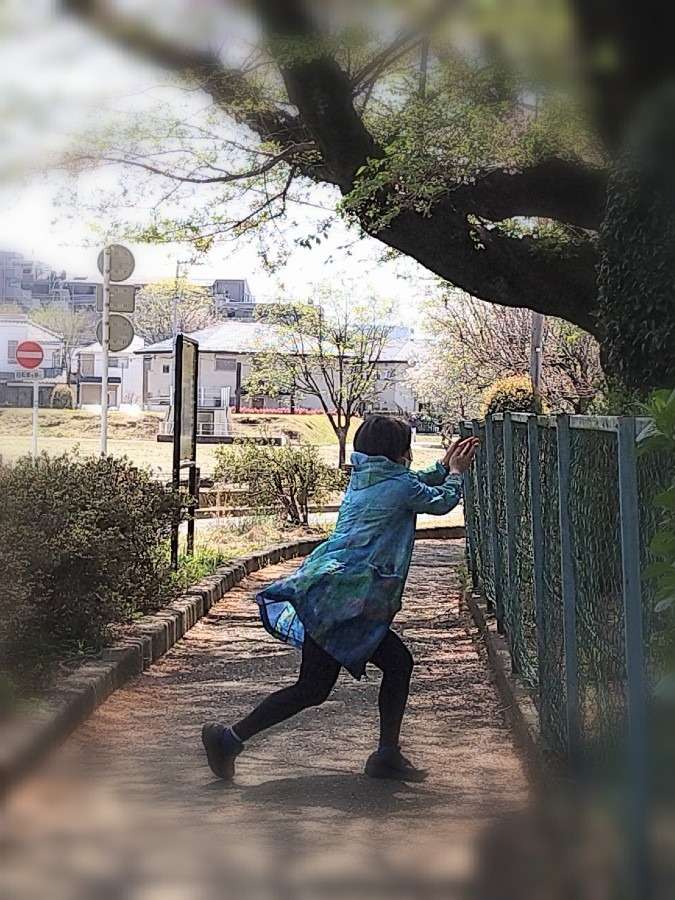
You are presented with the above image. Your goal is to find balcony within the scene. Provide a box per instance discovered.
[159,421,232,438]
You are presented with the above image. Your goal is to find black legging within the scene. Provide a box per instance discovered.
[234,630,413,747]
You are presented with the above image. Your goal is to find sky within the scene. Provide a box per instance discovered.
[0,5,439,325]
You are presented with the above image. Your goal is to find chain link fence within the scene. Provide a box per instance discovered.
[461,413,675,892]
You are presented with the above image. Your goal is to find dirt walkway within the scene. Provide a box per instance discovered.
[0,541,532,899]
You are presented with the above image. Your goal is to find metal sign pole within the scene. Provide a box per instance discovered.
[171,334,184,571]
[32,378,39,461]
[100,247,111,455]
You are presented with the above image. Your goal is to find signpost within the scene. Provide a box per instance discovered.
[170,334,199,570]
[96,314,135,353]
[97,244,136,454]
[16,341,44,460]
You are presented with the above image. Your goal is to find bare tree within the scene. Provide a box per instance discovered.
[409,294,604,418]
[31,306,96,384]
[248,293,394,467]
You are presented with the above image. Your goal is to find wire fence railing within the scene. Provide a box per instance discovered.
[460,413,674,895]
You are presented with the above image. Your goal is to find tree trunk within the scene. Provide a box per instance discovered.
[336,426,348,469]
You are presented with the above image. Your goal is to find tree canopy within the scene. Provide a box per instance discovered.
[59,0,675,389]
[134,278,215,344]
[408,294,604,420]
[248,289,394,466]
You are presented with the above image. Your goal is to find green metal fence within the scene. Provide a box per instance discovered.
[460,413,674,895]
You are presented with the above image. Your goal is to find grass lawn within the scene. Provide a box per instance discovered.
[0,408,445,475]
[231,412,361,445]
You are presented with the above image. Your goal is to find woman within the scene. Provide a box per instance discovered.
[202,415,478,783]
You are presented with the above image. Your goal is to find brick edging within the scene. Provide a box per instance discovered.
[0,538,321,800]
[0,526,462,798]
[464,589,562,790]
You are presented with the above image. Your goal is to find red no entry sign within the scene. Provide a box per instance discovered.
[16,341,44,370]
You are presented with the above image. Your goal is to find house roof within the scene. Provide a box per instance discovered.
[138,322,281,355]
[0,316,64,343]
[138,321,416,363]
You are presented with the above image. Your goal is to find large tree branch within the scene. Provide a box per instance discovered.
[377,205,600,335]
[62,0,335,183]
[444,159,607,231]
[63,0,603,332]
[254,0,383,189]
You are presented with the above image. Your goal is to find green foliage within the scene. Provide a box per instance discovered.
[587,379,643,415]
[249,288,394,466]
[171,547,227,593]
[50,384,74,410]
[32,306,96,377]
[637,389,675,699]
[597,86,675,393]
[213,442,345,525]
[480,375,545,417]
[0,454,182,693]
[134,278,215,344]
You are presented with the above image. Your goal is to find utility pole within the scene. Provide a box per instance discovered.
[171,259,188,405]
[530,312,545,395]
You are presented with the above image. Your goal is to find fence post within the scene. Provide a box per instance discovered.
[617,416,649,896]
[556,413,582,776]
[472,419,490,605]
[485,416,505,634]
[503,412,519,672]
[460,421,478,587]
[527,416,548,701]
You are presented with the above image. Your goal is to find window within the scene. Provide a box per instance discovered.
[197,411,214,436]
[7,340,17,363]
[109,357,129,369]
[215,356,237,372]
[80,354,95,377]
[162,364,170,374]
[52,351,61,369]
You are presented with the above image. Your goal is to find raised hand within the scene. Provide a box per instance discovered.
[442,438,480,475]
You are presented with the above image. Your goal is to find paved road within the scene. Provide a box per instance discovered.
[1,541,535,900]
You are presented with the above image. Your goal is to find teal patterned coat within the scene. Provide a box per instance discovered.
[257,452,463,678]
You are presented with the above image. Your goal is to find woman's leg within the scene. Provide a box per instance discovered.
[369,630,414,749]
[233,635,341,742]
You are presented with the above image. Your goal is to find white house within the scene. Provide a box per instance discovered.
[74,335,145,410]
[138,321,418,429]
[0,314,65,407]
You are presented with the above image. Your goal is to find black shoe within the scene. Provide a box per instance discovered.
[201,723,243,780]
[365,747,428,783]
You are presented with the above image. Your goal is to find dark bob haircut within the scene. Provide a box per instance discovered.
[353,415,411,463]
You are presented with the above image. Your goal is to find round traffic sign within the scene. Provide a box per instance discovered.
[97,244,135,282]
[97,314,135,352]
[16,341,44,370]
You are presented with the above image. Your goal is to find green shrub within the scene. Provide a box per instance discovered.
[213,442,345,525]
[637,388,675,700]
[50,384,75,409]
[597,86,675,394]
[588,379,643,415]
[171,547,227,593]
[0,454,181,692]
[480,375,545,418]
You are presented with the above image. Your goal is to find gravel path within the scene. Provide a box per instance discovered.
[1,541,534,899]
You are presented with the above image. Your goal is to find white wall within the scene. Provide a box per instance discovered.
[142,351,416,413]
[75,338,145,409]
[0,320,62,373]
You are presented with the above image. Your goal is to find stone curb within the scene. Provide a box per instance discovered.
[0,526,461,799]
[464,589,562,790]
[0,538,322,801]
